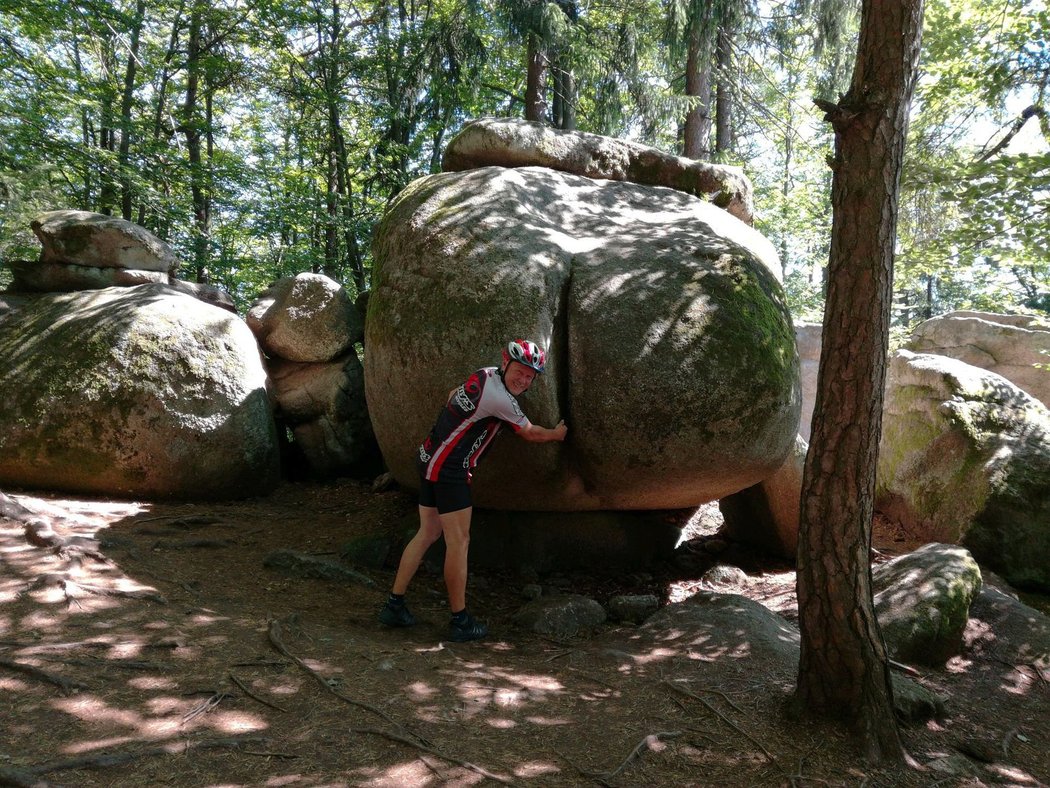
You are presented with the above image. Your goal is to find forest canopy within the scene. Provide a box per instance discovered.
[0,0,1046,326]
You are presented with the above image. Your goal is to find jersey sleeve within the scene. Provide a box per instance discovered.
[476,373,531,431]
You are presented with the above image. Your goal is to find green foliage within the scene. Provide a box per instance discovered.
[0,0,1044,330]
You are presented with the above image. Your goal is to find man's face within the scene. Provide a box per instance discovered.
[503,360,537,395]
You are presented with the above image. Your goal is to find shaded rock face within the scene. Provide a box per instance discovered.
[718,433,806,560]
[0,285,279,500]
[365,166,800,511]
[906,311,1050,408]
[877,350,1050,590]
[248,273,378,479]
[872,543,982,666]
[443,118,755,225]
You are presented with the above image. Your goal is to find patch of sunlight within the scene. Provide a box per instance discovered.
[128,676,177,690]
[198,710,268,734]
[265,775,345,787]
[20,610,71,631]
[405,681,438,700]
[145,696,186,715]
[987,764,1042,784]
[524,716,570,726]
[347,760,439,786]
[542,229,603,255]
[486,718,517,729]
[269,679,303,696]
[1000,670,1036,695]
[628,647,680,665]
[64,735,138,753]
[945,656,973,673]
[187,611,231,625]
[482,669,564,692]
[51,694,180,740]
[412,706,447,724]
[513,761,561,777]
[0,677,29,691]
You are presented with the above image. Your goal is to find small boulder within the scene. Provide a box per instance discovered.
[872,543,982,666]
[906,311,1050,407]
[247,272,362,363]
[514,594,607,639]
[30,210,176,273]
[607,594,660,623]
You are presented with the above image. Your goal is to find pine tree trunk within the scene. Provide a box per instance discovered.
[683,33,711,159]
[714,26,732,156]
[795,0,925,764]
[119,0,146,221]
[525,34,547,123]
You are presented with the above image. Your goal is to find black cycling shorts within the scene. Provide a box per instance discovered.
[418,478,472,514]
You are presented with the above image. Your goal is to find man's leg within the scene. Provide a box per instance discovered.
[392,505,443,595]
[439,506,472,612]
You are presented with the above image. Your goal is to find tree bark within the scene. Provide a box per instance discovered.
[525,33,547,123]
[714,26,732,157]
[119,0,147,220]
[183,2,209,281]
[682,32,711,159]
[795,0,925,764]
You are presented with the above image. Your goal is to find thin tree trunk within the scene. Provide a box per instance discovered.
[525,33,547,123]
[683,33,711,159]
[119,0,146,220]
[183,3,209,280]
[714,26,732,156]
[795,0,925,764]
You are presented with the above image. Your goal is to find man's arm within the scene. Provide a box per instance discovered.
[516,420,568,443]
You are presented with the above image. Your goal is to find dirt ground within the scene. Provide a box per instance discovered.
[0,479,1047,788]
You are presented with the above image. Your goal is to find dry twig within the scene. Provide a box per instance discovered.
[352,727,515,785]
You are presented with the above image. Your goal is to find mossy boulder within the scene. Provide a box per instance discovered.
[873,543,982,666]
[365,165,800,511]
[877,350,1050,590]
[0,285,279,500]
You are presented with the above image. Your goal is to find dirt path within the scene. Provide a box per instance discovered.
[0,481,1047,787]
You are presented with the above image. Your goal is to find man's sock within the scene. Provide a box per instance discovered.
[451,608,469,624]
[388,593,406,607]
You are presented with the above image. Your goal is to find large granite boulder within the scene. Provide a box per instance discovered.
[365,165,800,511]
[0,285,279,500]
[872,543,983,666]
[876,350,1050,590]
[443,118,755,225]
[906,311,1050,408]
[247,272,362,363]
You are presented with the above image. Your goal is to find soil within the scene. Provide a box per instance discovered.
[0,480,1047,788]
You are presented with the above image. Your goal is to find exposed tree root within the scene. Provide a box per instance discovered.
[662,679,784,772]
[5,736,270,780]
[0,657,87,693]
[266,616,396,726]
[228,672,288,713]
[352,727,515,785]
[578,730,683,783]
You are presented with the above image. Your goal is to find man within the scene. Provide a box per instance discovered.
[379,339,568,642]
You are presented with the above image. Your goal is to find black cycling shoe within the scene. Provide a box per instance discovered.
[378,601,417,628]
[449,613,488,642]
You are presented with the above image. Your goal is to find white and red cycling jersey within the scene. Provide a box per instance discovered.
[417,367,530,483]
